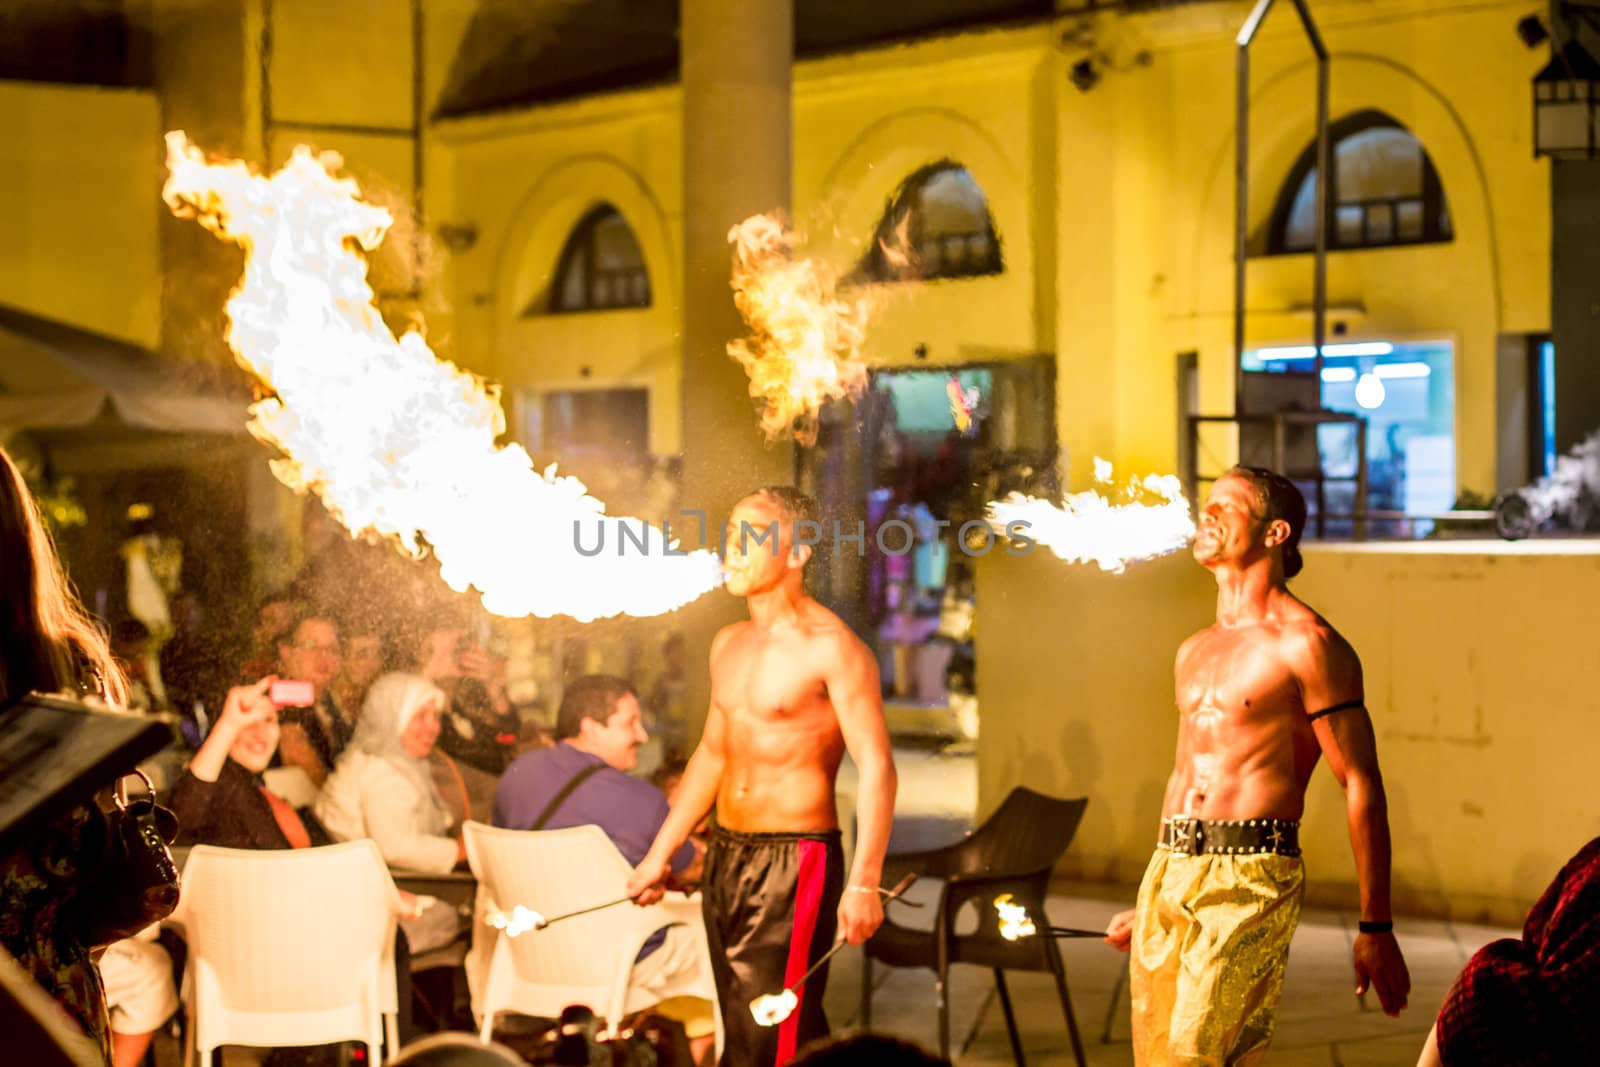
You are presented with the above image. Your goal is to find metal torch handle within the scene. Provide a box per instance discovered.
[786,873,920,992]
[540,895,636,928]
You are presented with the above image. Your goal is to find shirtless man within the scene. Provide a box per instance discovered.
[628,487,897,1067]
[1105,466,1410,1065]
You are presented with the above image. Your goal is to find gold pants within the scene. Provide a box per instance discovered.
[1129,848,1305,1066]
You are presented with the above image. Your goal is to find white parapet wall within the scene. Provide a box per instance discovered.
[976,538,1600,925]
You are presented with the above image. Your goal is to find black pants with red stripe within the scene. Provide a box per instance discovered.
[703,826,845,1067]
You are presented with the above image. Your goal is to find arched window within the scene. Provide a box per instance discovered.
[1268,112,1452,254]
[536,204,652,315]
[860,161,1003,283]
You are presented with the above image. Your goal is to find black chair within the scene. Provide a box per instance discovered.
[861,787,1089,1067]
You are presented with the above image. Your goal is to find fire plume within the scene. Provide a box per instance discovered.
[987,458,1195,573]
[726,213,872,446]
[161,132,720,621]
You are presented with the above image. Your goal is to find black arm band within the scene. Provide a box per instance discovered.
[1358,920,1393,935]
[1308,699,1365,723]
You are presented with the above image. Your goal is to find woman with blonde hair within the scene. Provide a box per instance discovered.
[0,445,130,1064]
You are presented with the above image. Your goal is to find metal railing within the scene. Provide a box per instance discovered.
[1183,411,1369,538]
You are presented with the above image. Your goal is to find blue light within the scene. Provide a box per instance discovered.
[1540,341,1556,476]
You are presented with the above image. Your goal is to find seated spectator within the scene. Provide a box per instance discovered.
[1418,835,1600,1066]
[492,675,710,1059]
[169,677,331,850]
[98,927,179,1067]
[271,608,350,788]
[316,673,467,874]
[238,589,295,681]
[331,623,386,727]
[411,623,519,775]
[169,678,427,1043]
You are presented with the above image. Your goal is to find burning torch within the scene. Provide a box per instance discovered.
[749,873,920,1027]
[484,895,643,937]
[993,894,1106,941]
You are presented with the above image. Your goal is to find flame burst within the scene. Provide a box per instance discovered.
[750,989,799,1026]
[162,132,720,621]
[484,903,546,938]
[994,894,1037,942]
[726,214,872,446]
[987,458,1195,573]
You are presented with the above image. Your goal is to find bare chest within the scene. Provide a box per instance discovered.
[713,629,830,724]
[1176,629,1301,726]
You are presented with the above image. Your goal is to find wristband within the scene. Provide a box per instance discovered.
[1358,920,1393,935]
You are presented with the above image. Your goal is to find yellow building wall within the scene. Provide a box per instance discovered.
[1106,0,1550,490]
[976,542,1600,925]
[431,1,1548,499]
[433,90,686,455]
[0,82,162,347]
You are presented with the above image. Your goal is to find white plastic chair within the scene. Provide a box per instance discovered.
[170,841,402,1066]
[261,765,319,809]
[463,821,718,1049]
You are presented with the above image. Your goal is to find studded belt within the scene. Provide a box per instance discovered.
[1158,816,1301,857]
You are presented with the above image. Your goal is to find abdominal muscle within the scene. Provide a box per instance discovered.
[1165,713,1319,822]
[716,707,845,833]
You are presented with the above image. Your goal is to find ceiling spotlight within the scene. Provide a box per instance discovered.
[1070,59,1099,92]
[1517,14,1549,49]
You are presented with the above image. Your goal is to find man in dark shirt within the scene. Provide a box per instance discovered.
[271,608,349,787]
[493,676,707,1054]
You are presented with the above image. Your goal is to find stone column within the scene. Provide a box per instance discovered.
[676,0,795,729]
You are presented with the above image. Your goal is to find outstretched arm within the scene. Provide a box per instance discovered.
[628,629,733,904]
[829,630,896,945]
[1300,627,1410,1016]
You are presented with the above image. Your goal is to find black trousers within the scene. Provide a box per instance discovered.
[702,827,845,1067]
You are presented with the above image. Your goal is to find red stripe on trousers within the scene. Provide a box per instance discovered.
[775,839,827,1066]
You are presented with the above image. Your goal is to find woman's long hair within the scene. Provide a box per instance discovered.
[0,447,127,706]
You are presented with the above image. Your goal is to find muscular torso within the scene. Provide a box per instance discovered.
[1166,615,1327,821]
[710,610,849,833]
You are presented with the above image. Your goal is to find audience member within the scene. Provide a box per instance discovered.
[493,675,709,1059]
[0,443,131,1063]
[168,678,331,850]
[98,928,178,1067]
[271,608,349,787]
[238,589,295,680]
[331,624,386,727]
[316,673,468,874]
[412,624,519,775]
[167,677,426,1047]
[316,673,468,958]
[1417,835,1600,1066]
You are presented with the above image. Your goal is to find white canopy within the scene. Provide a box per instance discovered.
[0,304,249,438]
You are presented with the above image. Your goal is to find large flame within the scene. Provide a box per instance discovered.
[726,213,872,446]
[987,458,1195,573]
[162,132,720,620]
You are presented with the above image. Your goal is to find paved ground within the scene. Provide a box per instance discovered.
[818,880,1509,1066]
[202,742,1508,1065]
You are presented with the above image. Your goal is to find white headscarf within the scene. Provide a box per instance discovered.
[352,672,448,803]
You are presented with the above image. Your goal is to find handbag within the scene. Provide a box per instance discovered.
[74,769,181,950]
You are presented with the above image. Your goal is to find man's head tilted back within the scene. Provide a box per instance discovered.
[1225,466,1308,578]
